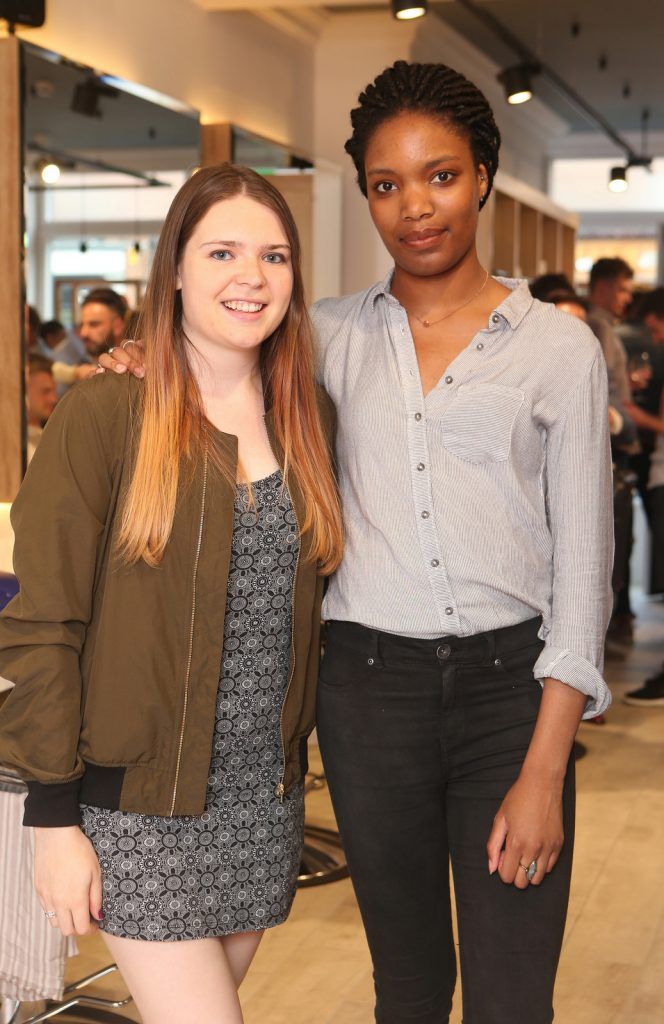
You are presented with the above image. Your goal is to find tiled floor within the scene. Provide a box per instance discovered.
[10,595,664,1023]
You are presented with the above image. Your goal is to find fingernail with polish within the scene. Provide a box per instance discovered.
[97,910,105,920]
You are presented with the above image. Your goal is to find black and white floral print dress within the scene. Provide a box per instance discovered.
[80,470,304,940]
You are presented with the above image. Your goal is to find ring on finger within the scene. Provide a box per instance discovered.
[519,859,538,882]
[44,909,57,919]
[122,339,137,350]
[107,347,116,356]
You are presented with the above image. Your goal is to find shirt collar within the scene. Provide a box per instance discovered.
[370,271,533,331]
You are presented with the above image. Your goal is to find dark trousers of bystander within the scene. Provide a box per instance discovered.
[317,617,575,1024]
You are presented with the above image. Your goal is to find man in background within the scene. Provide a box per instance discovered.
[26,356,58,463]
[78,287,127,359]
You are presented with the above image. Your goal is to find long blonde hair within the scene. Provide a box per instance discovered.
[118,164,343,574]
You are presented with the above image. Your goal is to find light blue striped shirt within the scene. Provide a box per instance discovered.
[312,276,613,718]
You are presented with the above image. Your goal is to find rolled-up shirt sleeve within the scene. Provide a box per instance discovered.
[534,349,614,718]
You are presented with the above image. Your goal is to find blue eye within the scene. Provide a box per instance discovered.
[210,250,232,261]
[263,252,287,264]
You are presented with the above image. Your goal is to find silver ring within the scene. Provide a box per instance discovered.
[122,339,137,350]
[107,347,116,356]
[44,910,57,919]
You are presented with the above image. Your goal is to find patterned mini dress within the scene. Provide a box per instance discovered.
[80,469,304,940]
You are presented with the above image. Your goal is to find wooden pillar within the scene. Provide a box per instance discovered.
[200,123,233,167]
[0,35,25,501]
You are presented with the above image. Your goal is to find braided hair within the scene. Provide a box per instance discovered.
[345,61,501,208]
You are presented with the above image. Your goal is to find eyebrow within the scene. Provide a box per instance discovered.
[199,239,291,251]
[366,155,462,175]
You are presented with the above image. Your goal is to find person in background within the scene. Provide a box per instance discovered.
[588,260,664,641]
[25,356,58,462]
[622,288,664,708]
[78,287,128,360]
[25,306,42,354]
[32,318,66,358]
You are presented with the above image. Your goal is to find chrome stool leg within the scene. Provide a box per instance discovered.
[297,773,349,888]
[18,965,133,1024]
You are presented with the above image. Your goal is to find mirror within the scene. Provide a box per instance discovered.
[22,41,200,460]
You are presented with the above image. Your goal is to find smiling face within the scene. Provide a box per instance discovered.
[364,112,486,279]
[177,194,293,359]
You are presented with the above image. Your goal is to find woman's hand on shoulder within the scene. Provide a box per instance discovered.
[96,340,145,378]
[34,825,104,936]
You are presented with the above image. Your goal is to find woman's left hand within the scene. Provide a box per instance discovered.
[486,766,564,888]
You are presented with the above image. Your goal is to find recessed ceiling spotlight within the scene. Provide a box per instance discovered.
[497,64,539,105]
[391,0,428,20]
[608,166,628,193]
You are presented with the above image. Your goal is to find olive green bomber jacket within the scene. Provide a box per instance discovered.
[0,373,335,827]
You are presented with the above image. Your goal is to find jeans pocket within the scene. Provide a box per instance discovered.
[494,641,544,688]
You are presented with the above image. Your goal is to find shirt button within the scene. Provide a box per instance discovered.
[491,314,501,324]
[431,559,439,567]
[494,658,502,666]
[445,607,453,615]
[421,511,430,519]
[477,342,484,351]
[444,375,453,384]
[417,462,425,471]
[368,657,375,666]
[415,413,422,421]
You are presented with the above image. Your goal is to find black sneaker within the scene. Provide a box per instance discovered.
[623,673,664,707]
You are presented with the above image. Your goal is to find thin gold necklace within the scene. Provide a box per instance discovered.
[410,270,490,329]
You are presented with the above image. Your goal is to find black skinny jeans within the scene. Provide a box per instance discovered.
[316,617,575,1024]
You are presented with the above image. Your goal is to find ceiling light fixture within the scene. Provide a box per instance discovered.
[391,0,428,21]
[35,157,61,184]
[608,166,628,193]
[497,64,540,105]
[40,161,61,184]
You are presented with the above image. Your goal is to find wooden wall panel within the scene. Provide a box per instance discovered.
[493,192,517,277]
[519,205,540,280]
[0,36,24,501]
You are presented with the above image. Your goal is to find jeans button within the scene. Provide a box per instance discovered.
[437,644,452,659]
[367,657,375,666]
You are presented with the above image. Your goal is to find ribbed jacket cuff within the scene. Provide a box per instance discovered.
[533,646,611,719]
[23,779,82,827]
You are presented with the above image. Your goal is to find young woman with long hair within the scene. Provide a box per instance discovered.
[100,62,613,1024]
[0,164,342,1024]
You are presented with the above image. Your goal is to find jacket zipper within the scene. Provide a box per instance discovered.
[264,425,301,804]
[276,501,301,803]
[169,448,208,816]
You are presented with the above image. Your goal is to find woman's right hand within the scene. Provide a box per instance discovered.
[96,340,145,377]
[34,826,103,936]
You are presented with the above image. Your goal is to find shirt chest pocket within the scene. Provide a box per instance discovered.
[441,383,525,464]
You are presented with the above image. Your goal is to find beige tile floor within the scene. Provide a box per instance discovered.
[13,595,664,1023]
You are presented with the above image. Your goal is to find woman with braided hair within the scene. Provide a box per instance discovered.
[100,61,613,1024]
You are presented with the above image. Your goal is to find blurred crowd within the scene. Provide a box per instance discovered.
[531,258,664,714]
[24,288,131,460]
